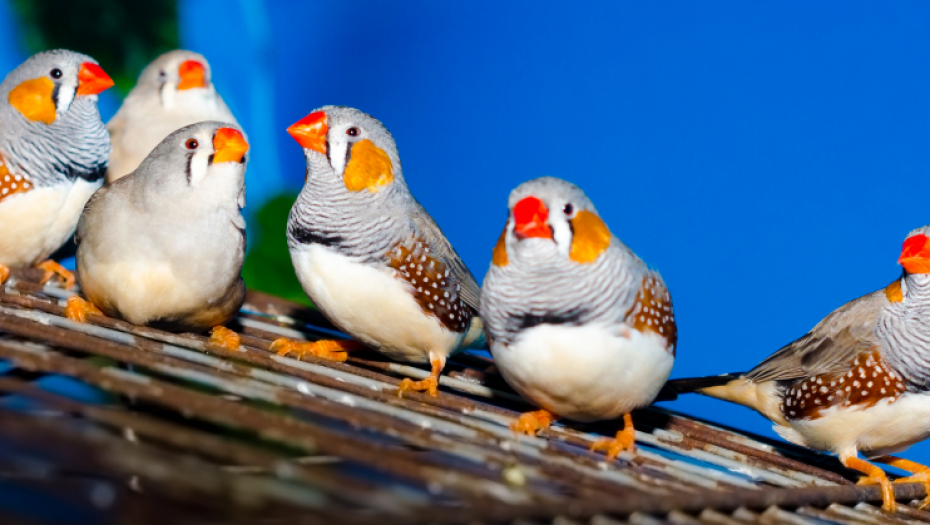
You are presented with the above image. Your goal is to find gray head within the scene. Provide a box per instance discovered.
[494,176,611,266]
[129,121,248,209]
[0,49,112,125]
[132,50,216,105]
[287,105,406,191]
[0,50,112,183]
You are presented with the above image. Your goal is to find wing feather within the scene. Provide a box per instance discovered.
[408,200,481,312]
[746,288,888,382]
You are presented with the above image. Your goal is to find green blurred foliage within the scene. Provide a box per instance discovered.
[243,194,312,306]
[11,0,178,94]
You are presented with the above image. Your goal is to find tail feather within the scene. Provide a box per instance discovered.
[666,373,744,395]
[668,373,788,426]
[461,316,486,349]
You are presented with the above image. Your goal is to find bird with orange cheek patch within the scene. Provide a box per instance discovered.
[669,226,930,512]
[275,106,484,398]
[480,177,677,461]
[0,49,113,288]
[107,50,238,182]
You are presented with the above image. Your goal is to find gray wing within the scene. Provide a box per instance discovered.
[409,200,481,312]
[746,287,888,382]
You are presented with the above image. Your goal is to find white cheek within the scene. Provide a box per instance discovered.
[188,149,211,185]
[160,81,177,108]
[55,83,76,117]
[329,139,348,176]
[551,219,573,257]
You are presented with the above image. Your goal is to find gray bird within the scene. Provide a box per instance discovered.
[66,121,248,350]
[107,50,238,182]
[480,177,676,460]
[277,106,483,397]
[0,49,113,287]
[668,226,930,512]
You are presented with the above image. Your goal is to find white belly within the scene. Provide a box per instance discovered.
[291,244,464,363]
[783,392,930,458]
[491,323,675,422]
[80,256,212,326]
[0,179,101,267]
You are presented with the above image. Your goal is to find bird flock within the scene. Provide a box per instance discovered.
[1,48,929,513]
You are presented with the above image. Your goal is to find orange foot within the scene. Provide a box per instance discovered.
[0,264,8,286]
[36,260,75,289]
[65,296,102,323]
[590,412,636,461]
[397,358,444,398]
[511,409,556,436]
[209,326,240,351]
[845,455,897,512]
[271,338,361,363]
[875,456,930,510]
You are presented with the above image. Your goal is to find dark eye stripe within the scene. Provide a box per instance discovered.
[185,152,193,184]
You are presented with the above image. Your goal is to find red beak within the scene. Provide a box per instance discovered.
[513,196,552,239]
[212,127,249,164]
[900,233,930,274]
[76,62,113,96]
[177,60,206,90]
[287,111,328,154]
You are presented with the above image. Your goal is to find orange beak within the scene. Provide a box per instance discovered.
[513,196,552,240]
[177,60,206,90]
[76,62,114,96]
[287,111,328,154]
[212,128,249,164]
[899,233,930,274]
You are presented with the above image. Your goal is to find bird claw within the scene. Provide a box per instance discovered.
[510,410,555,436]
[209,326,240,351]
[894,471,930,510]
[64,296,102,323]
[36,260,75,289]
[590,412,636,461]
[396,358,444,398]
[857,472,897,513]
[397,375,438,398]
[271,338,352,362]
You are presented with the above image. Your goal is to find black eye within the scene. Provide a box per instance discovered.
[50,68,62,79]
[185,139,199,149]
[563,203,573,215]
[346,127,360,137]
[158,70,166,78]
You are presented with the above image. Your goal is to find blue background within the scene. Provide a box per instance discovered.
[5,1,930,466]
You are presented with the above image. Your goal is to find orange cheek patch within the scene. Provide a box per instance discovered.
[343,139,394,192]
[0,161,33,202]
[885,279,903,303]
[9,78,56,124]
[492,228,509,267]
[568,210,611,264]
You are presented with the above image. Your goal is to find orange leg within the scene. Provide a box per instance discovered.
[874,456,930,509]
[511,409,557,436]
[271,338,361,363]
[0,264,9,286]
[64,296,102,323]
[397,358,444,398]
[36,260,75,289]
[590,412,637,460]
[209,326,240,351]
[844,455,897,512]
